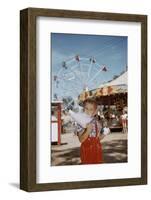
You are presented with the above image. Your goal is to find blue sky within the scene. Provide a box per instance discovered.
[51,33,127,100]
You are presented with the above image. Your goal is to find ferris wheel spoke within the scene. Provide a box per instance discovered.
[89,65,109,88]
[64,99,75,110]
[67,69,84,88]
[86,62,93,84]
[92,62,105,74]
[64,56,76,63]
[90,78,101,89]
[69,81,82,93]
[87,70,103,85]
[60,89,78,100]
[78,62,85,86]
[70,64,78,71]
[82,63,94,86]
[56,67,64,78]
[79,57,89,62]
[59,84,80,96]
[63,79,82,94]
[94,62,101,68]
[69,63,85,87]
[63,76,80,88]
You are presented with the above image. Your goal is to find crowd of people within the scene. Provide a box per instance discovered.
[97,105,128,133]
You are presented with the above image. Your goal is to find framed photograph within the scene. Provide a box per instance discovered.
[20,8,147,192]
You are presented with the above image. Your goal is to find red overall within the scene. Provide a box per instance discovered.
[80,123,103,164]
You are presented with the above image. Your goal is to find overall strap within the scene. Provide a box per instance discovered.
[94,121,99,137]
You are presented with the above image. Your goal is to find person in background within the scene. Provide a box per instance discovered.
[121,109,128,133]
[101,121,111,136]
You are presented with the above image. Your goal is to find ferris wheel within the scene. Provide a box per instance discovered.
[53,54,109,103]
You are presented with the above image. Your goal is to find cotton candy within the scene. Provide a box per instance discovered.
[68,110,93,128]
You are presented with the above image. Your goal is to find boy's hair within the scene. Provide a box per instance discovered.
[83,98,97,108]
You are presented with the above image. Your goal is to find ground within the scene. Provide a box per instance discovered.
[51,131,127,166]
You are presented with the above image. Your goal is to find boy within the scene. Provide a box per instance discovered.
[75,98,105,164]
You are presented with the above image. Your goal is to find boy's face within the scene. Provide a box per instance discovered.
[84,102,97,117]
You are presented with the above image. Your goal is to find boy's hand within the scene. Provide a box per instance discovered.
[86,123,93,134]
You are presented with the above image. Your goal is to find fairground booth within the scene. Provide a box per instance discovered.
[51,101,63,145]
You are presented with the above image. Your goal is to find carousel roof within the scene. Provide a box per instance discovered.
[99,71,127,88]
[78,71,128,102]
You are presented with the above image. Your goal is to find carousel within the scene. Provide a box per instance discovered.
[78,71,127,111]
[78,71,128,130]
[78,84,127,110]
